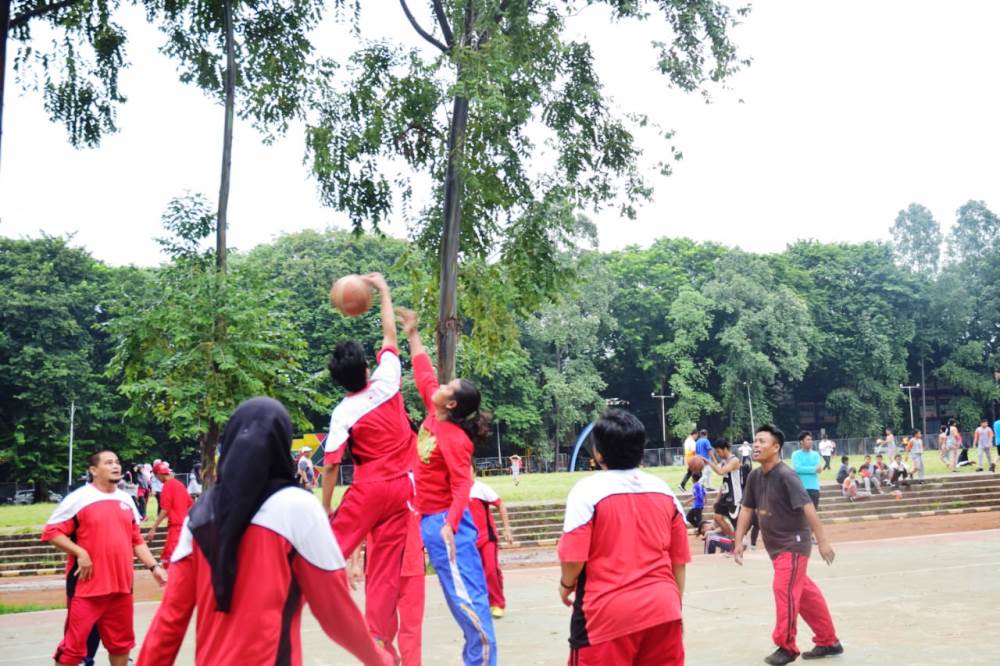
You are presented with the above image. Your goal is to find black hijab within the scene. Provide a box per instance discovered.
[187,397,298,612]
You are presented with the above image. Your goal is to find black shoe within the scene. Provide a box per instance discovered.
[976,468,983,472]
[679,486,687,492]
[764,648,798,665]
[802,642,844,660]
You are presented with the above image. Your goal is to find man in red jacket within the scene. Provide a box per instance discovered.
[146,462,193,567]
[43,450,167,666]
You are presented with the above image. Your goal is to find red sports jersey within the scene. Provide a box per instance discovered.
[324,346,414,482]
[159,477,193,526]
[42,484,144,598]
[469,480,501,550]
[410,352,474,531]
[558,469,690,648]
[137,487,388,666]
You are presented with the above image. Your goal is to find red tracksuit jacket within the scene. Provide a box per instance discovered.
[137,487,389,666]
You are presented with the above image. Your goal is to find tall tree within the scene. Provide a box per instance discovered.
[308,0,748,382]
[891,203,941,274]
[107,194,320,483]
[948,199,1000,264]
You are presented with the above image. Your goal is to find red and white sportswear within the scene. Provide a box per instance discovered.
[469,480,501,549]
[410,352,473,531]
[42,484,144,598]
[136,487,390,666]
[324,346,414,482]
[558,469,690,648]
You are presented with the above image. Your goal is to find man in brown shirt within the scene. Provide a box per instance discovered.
[734,425,843,665]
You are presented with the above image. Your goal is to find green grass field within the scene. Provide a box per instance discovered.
[0,451,976,532]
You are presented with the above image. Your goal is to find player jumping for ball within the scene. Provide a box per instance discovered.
[734,424,844,665]
[322,273,416,658]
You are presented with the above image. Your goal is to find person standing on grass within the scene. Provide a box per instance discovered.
[878,427,896,459]
[43,450,167,666]
[509,454,522,485]
[817,436,836,471]
[909,430,925,481]
[146,462,193,569]
[974,419,995,472]
[558,409,690,665]
[322,274,417,658]
[938,424,949,466]
[734,424,843,665]
[678,429,700,491]
[398,306,497,666]
[792,431,822,509]
[695,429,716,490]
[469,466,514,619]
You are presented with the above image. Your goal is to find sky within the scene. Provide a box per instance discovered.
[2,1,999,267]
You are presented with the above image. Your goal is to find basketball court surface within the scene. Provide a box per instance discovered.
[2,528,997,665]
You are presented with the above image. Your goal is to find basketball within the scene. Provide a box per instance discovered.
[329,275,373,317]
[688,456,705,473]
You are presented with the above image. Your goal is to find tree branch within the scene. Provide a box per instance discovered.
[399,0,449,53]
[432,0,454,47]
[10,0,81,30]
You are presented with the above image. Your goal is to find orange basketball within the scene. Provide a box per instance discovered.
[688,456,706,473]
[329,275,373,317]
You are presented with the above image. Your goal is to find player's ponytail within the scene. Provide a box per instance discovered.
[446,379,492,445]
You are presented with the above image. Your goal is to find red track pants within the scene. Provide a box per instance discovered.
[394,574,425,665]
[332,475,412,644]
[477,539,505,609]
[568,620,683,665]
[770,552,838,655]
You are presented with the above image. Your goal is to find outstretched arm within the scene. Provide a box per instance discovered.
[363,273,397,350]
[497,501,513,545]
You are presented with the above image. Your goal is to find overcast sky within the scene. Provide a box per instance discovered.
[2,1,999,267]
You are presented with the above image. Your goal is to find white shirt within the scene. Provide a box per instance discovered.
[683,437,696,455]
[818,439,835,456]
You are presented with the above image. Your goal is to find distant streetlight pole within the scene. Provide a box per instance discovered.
[67,400,76,488]
[651,392,675,444]
[900,383,920,431]
[496,420,502,468]
[743,381,756,434]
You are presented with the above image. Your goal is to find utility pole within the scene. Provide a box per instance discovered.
[900,383,920,431]
[67,400,76,488]
[743,381,756,434]
[651,391,674,445]
[920,358,927,436]
[496,420,502,469]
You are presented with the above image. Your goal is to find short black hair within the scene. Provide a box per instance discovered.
[699,429,708,437]
[328,341,369,393]
[798,430,811,442]
[841,455,849,463]
[592,409,646,470]
[755,424,785,446]
[711,437,730,451]
[690,429,699,436]
[87,450,117,468]
[912,429,921,436]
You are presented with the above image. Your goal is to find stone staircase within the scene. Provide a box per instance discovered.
[499,472,1000,550]
[3,474,998,577]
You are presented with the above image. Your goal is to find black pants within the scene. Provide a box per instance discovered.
[750,511,760,546]
[686,507,703,528]
[891,469,909,485]
[822,455,832,470]
[680,469,701,489]
[807,489,820,508]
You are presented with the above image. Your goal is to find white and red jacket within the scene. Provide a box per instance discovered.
[136,487,390,666]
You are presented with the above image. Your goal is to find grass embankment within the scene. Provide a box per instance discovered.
[0,602,66,614]
[0,452,979,531]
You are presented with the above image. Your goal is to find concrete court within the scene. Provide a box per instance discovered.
[2,529,997,665]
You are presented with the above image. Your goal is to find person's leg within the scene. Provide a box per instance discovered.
[54,596,102,665]
[478,540,505,610]
[363,479,411,644]
[770,551,809,656]
[750,512,760,547]
[331,481,382,557]
[421,512,497,666]
[807,489,819,509]
[702,466,713,489]
[568,632,641,666]
[397,574,425,666]
[82,624,100,666]
[679,469,692,490]
[635,620,684,666]
[797,574,839,649]
[96,593,135,666]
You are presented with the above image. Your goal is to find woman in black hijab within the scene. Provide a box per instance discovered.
[137,397,390,666]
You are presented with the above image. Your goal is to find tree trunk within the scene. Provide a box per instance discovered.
[216,0,236,274]
[0,0,11,173]
[436,88,469,383]
[201,420,220,489]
